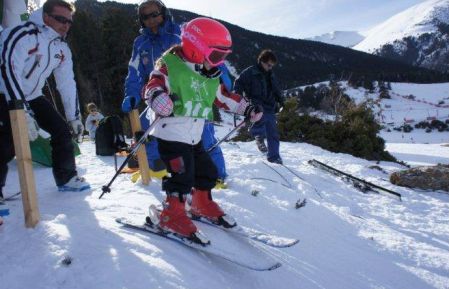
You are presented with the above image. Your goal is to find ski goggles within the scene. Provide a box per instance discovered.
[182,27,232,67]
[48,14,73,25]
[204,46,232,67]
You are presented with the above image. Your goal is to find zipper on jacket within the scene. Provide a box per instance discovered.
[30,37,58,95]
[25,55,40,79]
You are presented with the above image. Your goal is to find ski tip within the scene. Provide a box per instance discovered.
[270,239,299,248]
[289,239,300,246]
[268,262,282,271]
[115,217,125,224]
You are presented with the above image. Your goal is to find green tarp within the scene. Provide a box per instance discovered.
[30,135,81,167]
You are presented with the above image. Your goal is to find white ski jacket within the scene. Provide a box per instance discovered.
[0,9,79,121]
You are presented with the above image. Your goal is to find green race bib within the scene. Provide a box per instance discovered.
[162,53,219,120]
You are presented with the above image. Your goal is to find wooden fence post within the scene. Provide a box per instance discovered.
[9,100,40,227]
[129,109,150,185]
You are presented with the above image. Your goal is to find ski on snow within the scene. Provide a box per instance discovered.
[116,217,282,271]
[146,204,299,248]
[308,159,402,201]
[189,214,299,248]
[0,192,21,204]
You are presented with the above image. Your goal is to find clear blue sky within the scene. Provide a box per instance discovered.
[99,0,426,38]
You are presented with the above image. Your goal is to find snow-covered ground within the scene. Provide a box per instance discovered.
[1,125,448,289]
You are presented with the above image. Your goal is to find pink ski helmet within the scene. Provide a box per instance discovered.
[181,17,232,66]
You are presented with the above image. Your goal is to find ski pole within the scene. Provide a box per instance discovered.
[99,116,160,199]
[207,118,247,153]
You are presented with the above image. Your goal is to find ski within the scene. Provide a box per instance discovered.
[4,192,21,201]
[149,205,299,248]
[189,214,300,248]
[308,159,402,201]
[0,192,21,203]
[116,217,282,271]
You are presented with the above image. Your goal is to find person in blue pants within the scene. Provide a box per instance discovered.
[200,64,232,187]
[234,49,284,164]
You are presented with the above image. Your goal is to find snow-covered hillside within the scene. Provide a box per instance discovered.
[346,82,449,144]
[306,31,365,48]
[1,117,449,289]
[294,81,449,145]
[354,0,449,52]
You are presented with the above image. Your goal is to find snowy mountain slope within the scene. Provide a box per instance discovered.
[346,82,449,144]
[354,0,449,52]
[293,81,449,145]
[306,31,365,48]
[1,132,449,289]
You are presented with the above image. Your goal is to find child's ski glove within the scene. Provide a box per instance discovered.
[150,91,173,117]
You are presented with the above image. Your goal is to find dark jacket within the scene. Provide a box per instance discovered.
[234,63,283,113]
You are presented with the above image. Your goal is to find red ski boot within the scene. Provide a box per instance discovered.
[159,194,199,238]
[190,189,236,228]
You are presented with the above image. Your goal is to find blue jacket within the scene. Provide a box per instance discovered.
[218,64,232,92]
[124,20,181,101]
[234,64,283,113]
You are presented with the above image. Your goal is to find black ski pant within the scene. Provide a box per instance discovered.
[157,138,218,195]
[0,94,77,190]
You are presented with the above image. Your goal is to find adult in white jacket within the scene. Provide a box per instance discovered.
[0,0,90,194]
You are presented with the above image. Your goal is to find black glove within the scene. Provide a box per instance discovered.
[244,104,263,122]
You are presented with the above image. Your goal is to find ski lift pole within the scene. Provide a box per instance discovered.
[207,118,247,153]
[99,116,160,199]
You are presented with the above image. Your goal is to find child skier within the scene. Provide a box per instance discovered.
[84,103,104,140]
[143,17,262,244]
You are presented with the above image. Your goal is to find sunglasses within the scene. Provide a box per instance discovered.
[140,11,162,21]
[263,62,275,69]
[48,14,73,25]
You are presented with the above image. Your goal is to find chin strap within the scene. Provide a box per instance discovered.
[195,64,221,79]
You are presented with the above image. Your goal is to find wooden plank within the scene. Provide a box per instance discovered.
[129,109,150,185]
[9,108,40,227]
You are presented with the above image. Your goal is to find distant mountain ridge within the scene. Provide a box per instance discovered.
[306,31,365,48]
[354,0,449,72]
[73,0,447,89]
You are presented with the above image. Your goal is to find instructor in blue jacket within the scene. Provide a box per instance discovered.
[122,0,180,174]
